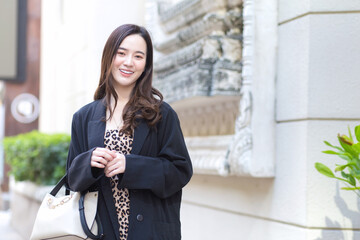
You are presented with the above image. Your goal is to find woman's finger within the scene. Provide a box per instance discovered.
[91,161,106,168]
[105,154,126,177]
[93,148,115,162]
[106,161,122,173]
[105,167,123,178]
[91,156,108,166]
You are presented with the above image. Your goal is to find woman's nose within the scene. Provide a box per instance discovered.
[124,56,133,66]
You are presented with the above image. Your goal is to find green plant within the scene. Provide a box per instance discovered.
[3,130,70,185]
[315,125,360,197]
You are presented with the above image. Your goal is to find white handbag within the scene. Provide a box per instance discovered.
[30,175,104,240]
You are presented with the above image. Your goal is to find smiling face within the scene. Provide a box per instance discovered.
[111,34,147,93]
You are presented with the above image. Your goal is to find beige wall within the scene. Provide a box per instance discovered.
[39,0,146,134]
[180,1,360,240]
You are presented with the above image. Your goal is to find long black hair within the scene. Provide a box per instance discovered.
[94,24,163,134]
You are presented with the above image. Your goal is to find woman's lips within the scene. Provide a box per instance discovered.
[120,69,133,77]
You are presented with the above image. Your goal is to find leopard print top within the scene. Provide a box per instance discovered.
[104,129,133,240]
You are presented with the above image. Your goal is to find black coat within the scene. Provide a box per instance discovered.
[66,99,193,240]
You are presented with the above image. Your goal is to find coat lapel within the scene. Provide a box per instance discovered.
[131,119,149,155]
[87,100,150,153]
[88,100,106,149]
[87,101,121,239]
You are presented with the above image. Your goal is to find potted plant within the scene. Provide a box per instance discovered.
[2,130,70,238]
[315,125,360,197]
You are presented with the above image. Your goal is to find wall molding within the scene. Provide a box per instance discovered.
[185,135,232,175]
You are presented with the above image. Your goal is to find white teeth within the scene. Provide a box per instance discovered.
[120,69,133,74]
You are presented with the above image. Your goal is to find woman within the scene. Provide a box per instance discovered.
[66,24,193,240]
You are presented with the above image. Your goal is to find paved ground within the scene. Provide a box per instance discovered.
[0,211,23,240]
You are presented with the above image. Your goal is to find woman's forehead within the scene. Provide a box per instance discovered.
[119,34,147,54]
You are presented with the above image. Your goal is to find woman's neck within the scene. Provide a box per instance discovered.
[110,95,127,112]
[112,85,132,108]
[106,96,127,130]
[114,84,133,102]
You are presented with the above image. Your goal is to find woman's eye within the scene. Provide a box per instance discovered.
[118,51,125,56]
[135,55,143,59]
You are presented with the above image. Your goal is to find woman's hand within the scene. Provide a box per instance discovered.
[104,152,126,178]
[91,147,117,169]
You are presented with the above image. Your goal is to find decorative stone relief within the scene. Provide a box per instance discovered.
[158,0,201,24]
[212,64,242,95]
[226,0,276,177]
[227,86,252,175]
[221,37,242,62]
[172,96,240,137]
[157,0,243,33]
[155,9,242,53]
[147,0,276,177]
[158,0,230,33]
[227,0,243,8]
[185,135,232,176]
[156,63,212,102]
[154,34,242,101]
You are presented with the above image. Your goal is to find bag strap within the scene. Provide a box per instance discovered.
[50,174,70,196]
[79,192,104,240]
[51,174,103,239]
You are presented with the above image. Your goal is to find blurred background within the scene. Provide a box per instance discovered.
[1,0,360,239]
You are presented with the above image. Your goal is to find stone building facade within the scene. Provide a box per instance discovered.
[145,0,360,239]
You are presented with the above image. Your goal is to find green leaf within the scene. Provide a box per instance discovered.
[338,135,357,157]
[338,153,352,161]
[321,150,355,162]
[352,142,360,154]
[315,162,335,178]
[324,141,343,152]
[335,163,355,172]
[348,126,354,142]
[340,134,354,145]
[322,150,340,155]
[348,175,356,186]
[354,170,360,180]
[334,176,352,184]
[341,187,360,190]
[341,171,349,179]
[355,125,360,142]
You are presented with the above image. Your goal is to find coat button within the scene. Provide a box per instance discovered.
[136,214,144,222]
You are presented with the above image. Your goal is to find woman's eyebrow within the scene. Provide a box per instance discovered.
[118,47,145,55]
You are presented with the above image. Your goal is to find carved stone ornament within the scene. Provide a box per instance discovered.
[147,0,276,177]
[227,86,253,175]
[171,96,240,137]
[154,33,242,101]
[185,135,232,176]
[224,0,276,177]
[158,0,242,33]
[155,9,242,53]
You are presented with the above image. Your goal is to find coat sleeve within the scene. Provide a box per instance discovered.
[66,112,102,192]
[119,106,193,199]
